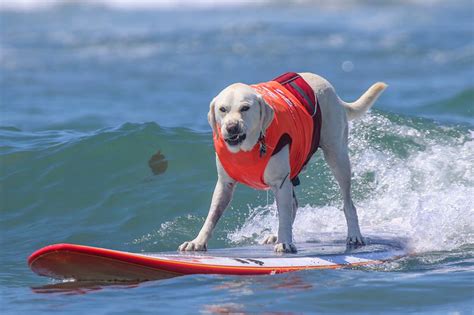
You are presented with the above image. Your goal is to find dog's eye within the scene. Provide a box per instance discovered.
[219,107,226,113]
[240,106,250,112]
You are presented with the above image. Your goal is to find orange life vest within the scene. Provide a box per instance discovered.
[213,72,321,190]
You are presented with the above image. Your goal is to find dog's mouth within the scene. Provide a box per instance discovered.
[224,133,246,146]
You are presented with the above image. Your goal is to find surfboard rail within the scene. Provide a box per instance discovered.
[28,243,404,282]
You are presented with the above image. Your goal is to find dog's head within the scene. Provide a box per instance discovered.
[208,83,274,153]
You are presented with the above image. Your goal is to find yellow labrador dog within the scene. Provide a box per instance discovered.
[179,72,386,253]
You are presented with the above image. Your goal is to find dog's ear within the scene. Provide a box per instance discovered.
[208,97,219,139]
[258,95,274,135]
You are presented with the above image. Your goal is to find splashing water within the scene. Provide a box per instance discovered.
[228,112,474,253]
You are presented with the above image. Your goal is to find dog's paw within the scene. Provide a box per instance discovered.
[262,235,277,244]
[346,234,365,246]
[178,240,207,251]
[274,242,297,253]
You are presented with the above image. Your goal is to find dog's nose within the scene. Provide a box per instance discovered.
[226,122,240,135]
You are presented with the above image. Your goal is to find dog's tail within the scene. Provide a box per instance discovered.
[340,82,388,121]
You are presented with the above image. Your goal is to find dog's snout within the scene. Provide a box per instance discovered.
[226,122,240,135]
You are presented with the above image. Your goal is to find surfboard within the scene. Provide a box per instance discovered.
[28,240,406,282]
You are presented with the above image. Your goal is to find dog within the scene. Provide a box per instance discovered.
[179,72,387,253]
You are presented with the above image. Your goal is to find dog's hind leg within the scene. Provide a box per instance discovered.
[321,126,364,246]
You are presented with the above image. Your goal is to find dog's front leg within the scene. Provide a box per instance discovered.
[179,156,236,251]
[264,145,297,253]
[271,176,297,253]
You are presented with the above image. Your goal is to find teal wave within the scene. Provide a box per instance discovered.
[416,88,474,124]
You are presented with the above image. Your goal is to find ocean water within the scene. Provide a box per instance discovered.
[1,0,473,314]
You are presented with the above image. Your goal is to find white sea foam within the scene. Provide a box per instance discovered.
[228,114,474,253]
